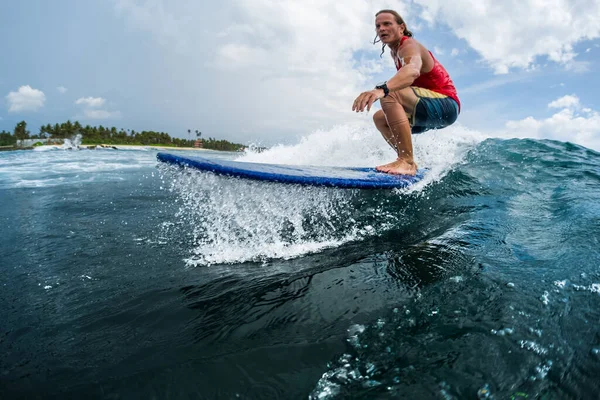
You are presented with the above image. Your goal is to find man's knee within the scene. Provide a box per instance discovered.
[373,110,388,130]
[381,87,413,108]
[373,110,386,126]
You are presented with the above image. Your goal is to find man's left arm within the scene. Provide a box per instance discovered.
[386,49,422,92]
[352,42,422,112]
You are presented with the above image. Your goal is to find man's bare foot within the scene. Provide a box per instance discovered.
[376,159,418,176]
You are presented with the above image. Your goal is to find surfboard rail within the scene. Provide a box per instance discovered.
[157,152,425,189]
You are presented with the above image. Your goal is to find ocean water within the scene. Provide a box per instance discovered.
[1,125,600,399]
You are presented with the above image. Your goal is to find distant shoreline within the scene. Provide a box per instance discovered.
[91,144,220,152]
[1,144,228,152]
[4,120,247,152]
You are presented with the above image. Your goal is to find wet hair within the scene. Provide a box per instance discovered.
[373,9,414,57]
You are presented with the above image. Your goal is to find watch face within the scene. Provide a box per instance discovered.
[376,81,387,87]
[375,82,389,97]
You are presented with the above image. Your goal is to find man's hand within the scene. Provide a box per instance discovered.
[352,89,385,112]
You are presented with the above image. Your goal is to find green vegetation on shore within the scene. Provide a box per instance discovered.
[0,120,246,151]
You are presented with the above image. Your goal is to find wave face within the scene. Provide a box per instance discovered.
[305,138,600,399]
[1,125,599,399]
[160,123,487,265]
[157,129,600,398]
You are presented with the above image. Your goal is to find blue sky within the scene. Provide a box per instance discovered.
[1,0,599,149]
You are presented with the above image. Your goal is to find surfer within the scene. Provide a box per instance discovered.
[352,9,460,175]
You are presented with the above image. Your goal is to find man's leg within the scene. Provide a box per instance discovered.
[373,110,399,152]
[373,87,420,175]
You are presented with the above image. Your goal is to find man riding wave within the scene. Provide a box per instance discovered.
[352,9,460,176]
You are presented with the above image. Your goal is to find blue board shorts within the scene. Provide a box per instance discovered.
[409,87,459,134]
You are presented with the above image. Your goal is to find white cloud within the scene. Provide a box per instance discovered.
[6,85,46,112]
[417,0,600,74]
[434,46,444,55]
[548,95,579,110]
[75,97,106,108]
[112,0,416,142]
[209,0,407,96]
[563,60,590,73]
[110,1,599,145]
[504,95,600,150]
[74,96,119,120]
[57,86,68,94]
[356,58,384,76]
[113,0,190,53]
[461,73,528,94]
[81,109,122,119]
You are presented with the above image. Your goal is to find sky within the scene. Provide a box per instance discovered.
[1,0,600,150]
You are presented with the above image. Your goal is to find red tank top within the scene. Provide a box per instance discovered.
[394,36,460,110]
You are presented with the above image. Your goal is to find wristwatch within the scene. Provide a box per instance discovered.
[375,82,389,97]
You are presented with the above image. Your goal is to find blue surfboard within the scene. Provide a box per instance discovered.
[157,152,425,189]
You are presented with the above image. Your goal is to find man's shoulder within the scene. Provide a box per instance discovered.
[399,37,423,54]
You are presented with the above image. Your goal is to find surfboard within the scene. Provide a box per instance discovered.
[157,152,425,189]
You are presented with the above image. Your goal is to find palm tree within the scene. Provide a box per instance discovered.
[14,121,30,140]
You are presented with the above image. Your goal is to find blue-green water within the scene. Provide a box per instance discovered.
[1,136,599,399]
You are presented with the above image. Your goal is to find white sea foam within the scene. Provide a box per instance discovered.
[554,280,567,289]
[0,148,156,189]
[163,122,487,265]
[31,134,83,151]
[572,283,600,293]
[239,122,488,192]
[164,168,399,266]
[33,145,62,152]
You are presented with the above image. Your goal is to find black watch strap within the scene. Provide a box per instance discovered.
[375,82,389,97]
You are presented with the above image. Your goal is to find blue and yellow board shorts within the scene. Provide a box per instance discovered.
[408,87,459,134]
